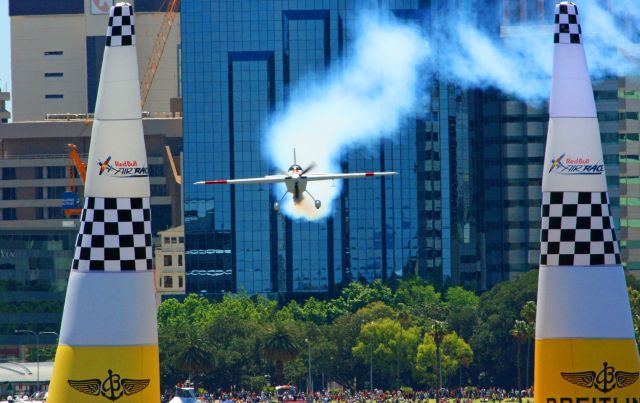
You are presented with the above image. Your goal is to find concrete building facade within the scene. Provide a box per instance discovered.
[0,118,182,344]
[9,0,181,121]
[155,225,186,304]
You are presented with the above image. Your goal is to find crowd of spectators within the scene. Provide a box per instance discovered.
[169,387,534,403]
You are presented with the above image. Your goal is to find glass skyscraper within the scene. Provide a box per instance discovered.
[181,0,640,296]
[181,0,482,295]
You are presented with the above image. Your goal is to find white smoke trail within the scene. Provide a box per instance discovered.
[264,2,639,221]
[438,0,639,101]
[265,14,430,220]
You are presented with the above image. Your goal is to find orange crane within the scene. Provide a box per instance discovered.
[140,0,180,109]
[63,144,87,216]
[68,144,87,183]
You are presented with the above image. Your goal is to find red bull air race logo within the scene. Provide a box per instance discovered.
[548,154,604,175]
[98,156,148,178]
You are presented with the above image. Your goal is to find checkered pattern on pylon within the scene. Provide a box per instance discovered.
[106,3,135,47]
[72,197,153,271]
[540,192,620,266]
[554,2,582,45]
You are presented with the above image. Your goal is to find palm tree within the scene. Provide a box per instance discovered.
[396,305,410,388]
[520,301,536,388]
[177,331,212,381]
[262,322,300,385]
[510,320,529,391]
[429,320,448,395]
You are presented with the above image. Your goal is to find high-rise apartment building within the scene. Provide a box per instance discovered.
[8,0,181,121]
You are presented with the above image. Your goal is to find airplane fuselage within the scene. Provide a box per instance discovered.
[284,174,307,202]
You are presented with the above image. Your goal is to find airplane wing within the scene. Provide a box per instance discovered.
[304,171,398,181]
[194,175,288,185]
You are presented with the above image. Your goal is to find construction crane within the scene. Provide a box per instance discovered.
[140,0,180,110]
[63,144,87,216]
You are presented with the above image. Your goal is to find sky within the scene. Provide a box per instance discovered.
[0,0,11,115]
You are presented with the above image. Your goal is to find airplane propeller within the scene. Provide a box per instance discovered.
[301,162,316,175]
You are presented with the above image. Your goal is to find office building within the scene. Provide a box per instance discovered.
[180,0,640,295]
[8,0,180,121]
[181,0,492,295]
[0,117,182,348]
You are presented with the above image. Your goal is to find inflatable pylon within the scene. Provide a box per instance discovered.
[47,3,159,402]
[535,2,640,403]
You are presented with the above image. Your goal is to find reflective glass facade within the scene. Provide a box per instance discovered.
[182,0,446,295]
[181,0,639,296]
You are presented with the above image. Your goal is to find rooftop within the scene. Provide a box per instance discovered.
[0,362,54,383]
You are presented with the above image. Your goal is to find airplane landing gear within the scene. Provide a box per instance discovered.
[305,190,322,210]
[274,190,288,212]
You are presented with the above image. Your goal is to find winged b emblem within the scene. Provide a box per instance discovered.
[562,362,639,393]
[68,369,150,401]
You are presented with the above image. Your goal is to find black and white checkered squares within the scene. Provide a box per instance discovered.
[554,2,582,45]
[540,191,620,266]
[72,197,153,271]
[106,3,135,47]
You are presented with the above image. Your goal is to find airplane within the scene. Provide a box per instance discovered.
[194,150,398,212]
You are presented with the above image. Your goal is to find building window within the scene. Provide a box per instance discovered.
[163,237,170,244]
[44,51,63,56]
[163,255,172,266]
[2,209,16,220]
[179,237,184,244]
[45,94,64,99]
[36,208,45,219]
[178,276,183,288]
[178,255,183,267]
[44,72,64,78]
[2,188,16,200]
[2,168,16,180]
[150,185,167,197]
[47,187,66,199]
[35,188,44,199]
[171,237,177,244]
[164,276,173,288]
[47,166,66,179]
[148,164,164,176]
[47,207,63,219]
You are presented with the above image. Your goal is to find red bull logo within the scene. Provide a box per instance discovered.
[548,154,604,175]
[97,156,148,178]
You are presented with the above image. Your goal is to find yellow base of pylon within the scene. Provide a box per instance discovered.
[47,344,159,403]
[534,339,640,403]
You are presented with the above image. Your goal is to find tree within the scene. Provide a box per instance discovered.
[510,320,529,390]
[262,322,301,385]
[352,318,420,389]
[470,269,538,387]
[429,320,448,393]
[416,332,472,387]
[333,280,394,313]
[176,330,213,381]
[629,288,640,349]
[395,278,446,327]
[445,287,479,341]
[520,301,536,388]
